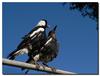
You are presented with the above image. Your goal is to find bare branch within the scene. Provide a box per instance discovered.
[3,58,76,74]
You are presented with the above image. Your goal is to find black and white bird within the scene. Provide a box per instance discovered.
[23,25,59,74]
[7,19,48,60]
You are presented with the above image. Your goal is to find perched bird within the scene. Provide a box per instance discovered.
[7,19,48,60]
[38,25,59,66]
[23,25,59,74]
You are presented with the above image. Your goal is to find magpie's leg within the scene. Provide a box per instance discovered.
[42,62,56,72]
[23,56,39,74]
[25,69,29,74]
[21,56,34,71]
[24,58,35,74]
[32,54,40,69]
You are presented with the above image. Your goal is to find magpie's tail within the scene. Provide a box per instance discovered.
[7,49,20,60]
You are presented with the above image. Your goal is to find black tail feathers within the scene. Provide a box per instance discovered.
[7,50,17,60]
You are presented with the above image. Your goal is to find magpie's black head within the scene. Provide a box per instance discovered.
[48,25,57,38]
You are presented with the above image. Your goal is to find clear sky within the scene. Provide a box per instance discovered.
[2,2,98,74]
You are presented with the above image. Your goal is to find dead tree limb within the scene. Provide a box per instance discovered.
[3,58,76,74]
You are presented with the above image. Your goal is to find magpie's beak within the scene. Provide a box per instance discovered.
[53,25,57,32]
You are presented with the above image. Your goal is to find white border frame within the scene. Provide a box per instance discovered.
[1,0,99,76]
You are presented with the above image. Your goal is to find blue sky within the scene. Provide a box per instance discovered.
[2,3,98,74]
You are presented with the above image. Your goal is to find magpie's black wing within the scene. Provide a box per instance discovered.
[29,31,47,56]
[53,40,59,58]
[17,27,44,50]
[16,27,38,50]
[41,38,59,62]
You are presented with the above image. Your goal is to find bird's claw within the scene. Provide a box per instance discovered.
[49,67,56,72]
[34,62,40,69]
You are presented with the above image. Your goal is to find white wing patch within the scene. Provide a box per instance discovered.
[45,38,52,45]
[30,28,44,37]
[33,54,40,61]
[19,48,29,55]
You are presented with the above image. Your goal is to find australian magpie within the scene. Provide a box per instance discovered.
[7,19,48,60]
[38,25,59,65]
[23,25,59,74]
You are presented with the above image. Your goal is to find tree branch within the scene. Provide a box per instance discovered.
[3,58,76,74]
